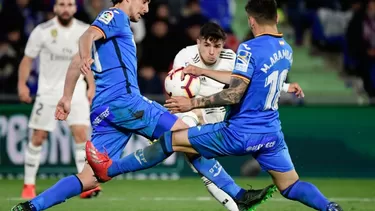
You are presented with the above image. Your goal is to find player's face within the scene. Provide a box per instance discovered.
[197,38,224,65]
[129,0,150,22]
[54,0,77,26]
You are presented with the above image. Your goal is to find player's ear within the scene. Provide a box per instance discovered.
[249,17,256,29]
[196,38,201,46]
[276,14,279,24]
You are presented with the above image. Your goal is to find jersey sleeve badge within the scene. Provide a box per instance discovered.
[99,11,114,24]
[235,50,252,73]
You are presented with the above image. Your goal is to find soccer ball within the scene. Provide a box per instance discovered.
[165,67,201,98]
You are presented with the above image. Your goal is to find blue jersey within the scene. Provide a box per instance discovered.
[227,34,293,133]
[90,8,140,108]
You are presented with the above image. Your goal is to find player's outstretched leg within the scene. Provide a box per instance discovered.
[11,164,99,211]
[270,169,343,211]
[86,134,174,182]
[86,132,277,211]
[185,155,240,211]
[189,156,277,211]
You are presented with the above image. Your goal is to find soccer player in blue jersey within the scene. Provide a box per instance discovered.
[11,0,275,211]
[84,0,344,210]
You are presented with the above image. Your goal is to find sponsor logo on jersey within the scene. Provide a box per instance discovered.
[235,50,251,72]
[99,11,114,24]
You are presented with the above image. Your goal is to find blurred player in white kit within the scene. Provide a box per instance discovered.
[17,0,99,200]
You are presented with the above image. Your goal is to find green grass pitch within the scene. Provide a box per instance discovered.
[2,178,375,211]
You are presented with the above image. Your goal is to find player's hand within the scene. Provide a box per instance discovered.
[288,83,305,98]
[80,57,94,75]
[18,83,32,103]
[181,65,203,80]
[165,96,193,113]
[87,86,95,106]
[55,96,71,121]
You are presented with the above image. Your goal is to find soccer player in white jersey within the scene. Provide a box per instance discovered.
[170,22,303,211]
[170,22,239,211]
[17,0,99,199]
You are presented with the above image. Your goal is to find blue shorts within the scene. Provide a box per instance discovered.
[188,122,294,172]
[90,94,178,160]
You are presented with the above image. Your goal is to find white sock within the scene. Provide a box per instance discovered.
[24,142,42,185]
[202,177,239,211]
[74,142,86,173]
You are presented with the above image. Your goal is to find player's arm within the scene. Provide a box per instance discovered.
[62,53,82,100]
[84,70,96,104]
[78,27,103,74]
[198,49,237,84]
[190,45,253,108]
[282,82,305,98]
[198,49,238,84]
[18,26,42,103]
[200,68,232,84]
[191,75,249,108]
[165,44,253,113]
[17,56,34,103]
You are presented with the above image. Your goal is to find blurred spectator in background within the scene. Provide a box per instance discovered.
[82,0,105,22]
[182,0,201,17]
[138,65,164,95]
[141,18,176,80]
[0,36,19,94]
[199,0,234,32]
[0,0,44,47]
[346,0,375,102]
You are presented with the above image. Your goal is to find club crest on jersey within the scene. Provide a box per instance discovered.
[99,11,114,24]
[50,29,58,38]
[235,50,251,72]
[50,29,58,43]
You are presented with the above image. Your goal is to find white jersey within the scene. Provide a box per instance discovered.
[25,17,89,104]
[173,45,236,124]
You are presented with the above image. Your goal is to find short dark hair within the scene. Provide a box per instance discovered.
[199,22,226,42]
[245,0,278,24]
[111,0,123,6]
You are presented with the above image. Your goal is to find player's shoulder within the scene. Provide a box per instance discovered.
[74,18,89,28]
[96,8,127,25]
[37,18,56,31]
[219,48,235,60]
[177,45,199,57]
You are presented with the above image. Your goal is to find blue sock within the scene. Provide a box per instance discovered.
[281,180,330,210]
[108,132,173,177]
[30,175,82,211]
[191,156,245,200]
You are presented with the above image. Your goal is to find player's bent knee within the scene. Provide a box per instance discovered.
[32,130,48,146]
[268,169,299,191]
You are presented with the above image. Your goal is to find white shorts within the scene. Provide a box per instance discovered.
[201,107,226,124]
[28,97,90,132]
